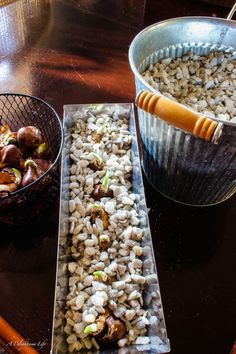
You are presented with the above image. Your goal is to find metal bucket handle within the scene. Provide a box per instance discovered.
[135,90,221,142]
[227,2,236,19]
[135,3,236,143]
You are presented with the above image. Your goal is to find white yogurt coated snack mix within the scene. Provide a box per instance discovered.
[54,105,166,353]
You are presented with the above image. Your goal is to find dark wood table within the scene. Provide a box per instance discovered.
[0,1,235,353]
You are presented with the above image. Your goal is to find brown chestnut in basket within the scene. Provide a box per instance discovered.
[22,159,39,187]
[22,158,51,187]
[17,126,43,149]
[33,142,51,160]
[0,144,22,169]
[0,167,22,194]
[19,158,26,171]
[33,158,52,174]
[0,168,16,184]
[0,125,17,148]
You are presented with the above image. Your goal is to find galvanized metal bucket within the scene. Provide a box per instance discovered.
[129,6,236,206]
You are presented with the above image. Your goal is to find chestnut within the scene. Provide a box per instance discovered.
[0,168,15,184]
[17,126,43,149]
[90,309,126,346]
[92,184,113,201]
[93,271,108,282]
[33,158,52,174]
[101,315,126,345]
[0,125,17,147]
[91,204,109,229]
[98,234,111,250]
[0,182,18,194]
[106,274,116,285]
[92,172,113,201]
[88,152,104,171]
[0,167,22,194]
[21,158,52,187]
[0,144,22,169]
[33,142,51,160]
[0,123,52,196]
[89,308,110,338]
[93,123,107,143]
[22,159,38,187]
[19,158,26,171]
[89,161,104,171]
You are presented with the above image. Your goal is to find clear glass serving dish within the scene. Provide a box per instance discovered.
[51,103,170,354]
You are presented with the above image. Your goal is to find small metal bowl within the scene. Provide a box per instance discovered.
[0,93,63,224]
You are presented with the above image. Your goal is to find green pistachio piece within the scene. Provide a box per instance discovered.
[7,137,17,144]
[97,123,107,135]
[92,203,101,210]
[24,159,37,169]
[84,323,98,334]
[101,172,110,193]
[93,271,108,282]
[36,142,46,154]
[88,152,103,165]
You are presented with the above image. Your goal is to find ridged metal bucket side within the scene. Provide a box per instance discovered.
[138,108,236,205]
[135,42,236,206]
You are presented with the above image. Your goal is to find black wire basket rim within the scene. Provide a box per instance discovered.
[0,92,64,199]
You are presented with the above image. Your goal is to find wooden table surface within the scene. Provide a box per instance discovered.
[0,1,235,353]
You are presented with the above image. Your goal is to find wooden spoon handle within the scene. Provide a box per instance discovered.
[230,341,236,354]
[0,316,39,354]
[0,336,16,354]
[136,90,218,142]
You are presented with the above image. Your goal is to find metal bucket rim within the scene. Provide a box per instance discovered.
[128,15,236,128]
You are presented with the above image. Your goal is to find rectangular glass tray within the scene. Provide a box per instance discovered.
[51,103,170,354]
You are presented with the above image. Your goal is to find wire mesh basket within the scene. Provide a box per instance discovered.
[0,93,63,224]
